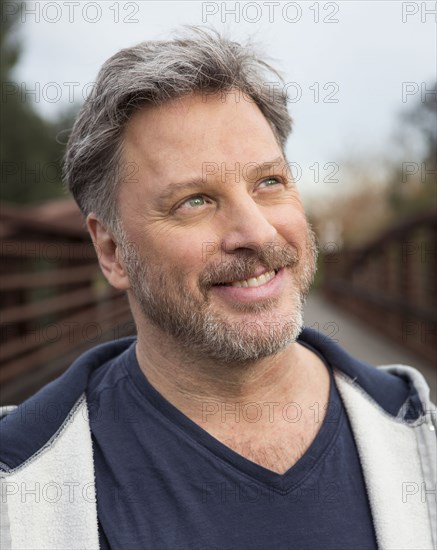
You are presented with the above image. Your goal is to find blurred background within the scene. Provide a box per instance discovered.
[1,0,435,404]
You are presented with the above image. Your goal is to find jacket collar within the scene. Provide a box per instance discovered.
[0,328,423,470]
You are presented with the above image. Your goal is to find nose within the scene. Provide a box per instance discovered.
[220,197,277,255]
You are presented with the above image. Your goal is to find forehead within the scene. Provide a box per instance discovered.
[121,92,282,185]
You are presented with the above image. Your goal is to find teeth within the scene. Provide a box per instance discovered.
[230,270,276,288]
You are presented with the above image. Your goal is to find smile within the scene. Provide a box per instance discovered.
[220,270,277,288]
[211,268,285,303]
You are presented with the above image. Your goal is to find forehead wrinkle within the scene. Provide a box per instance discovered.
[158,176,209,202]
[243,155,286,180]
[155,154,290,207]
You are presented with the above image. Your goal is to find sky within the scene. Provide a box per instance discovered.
[10,0,437,201]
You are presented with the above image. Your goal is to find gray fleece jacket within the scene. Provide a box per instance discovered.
[0,330,436,549]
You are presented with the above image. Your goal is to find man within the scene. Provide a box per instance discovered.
[1,28,435,550]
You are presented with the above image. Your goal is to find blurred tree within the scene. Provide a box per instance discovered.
[310,86,436,249]
[387,90,436,217]
[0,0,76,203]
[0,0,22,82]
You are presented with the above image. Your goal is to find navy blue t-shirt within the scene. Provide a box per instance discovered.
[87,340,378,550]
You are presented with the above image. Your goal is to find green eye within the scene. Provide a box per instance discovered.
[184,196,205,208]
[261,177,280,187]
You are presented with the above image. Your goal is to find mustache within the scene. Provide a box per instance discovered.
[199,242,302,289]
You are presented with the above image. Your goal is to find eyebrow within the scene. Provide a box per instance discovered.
[158,156,286,203]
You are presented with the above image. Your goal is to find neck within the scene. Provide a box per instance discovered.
[134,321,329,428]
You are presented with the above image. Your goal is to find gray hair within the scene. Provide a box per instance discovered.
[63,26,292,233]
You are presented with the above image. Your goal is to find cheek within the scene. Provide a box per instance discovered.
[275,207,308,238]
[158,237,207,275]
[275,211,311,258]
[134,220,215,283]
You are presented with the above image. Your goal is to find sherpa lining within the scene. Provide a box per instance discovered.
[0,395,99,550]
[335,371,434,550]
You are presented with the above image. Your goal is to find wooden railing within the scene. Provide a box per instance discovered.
[321,211,436,364]
[2,201,435,404]
[0,202,134,405]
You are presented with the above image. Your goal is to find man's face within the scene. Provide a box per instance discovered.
[116,91,317,364]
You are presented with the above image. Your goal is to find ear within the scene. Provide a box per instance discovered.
[86,213,130,290]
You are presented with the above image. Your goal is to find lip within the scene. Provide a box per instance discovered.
[210,268,285,303]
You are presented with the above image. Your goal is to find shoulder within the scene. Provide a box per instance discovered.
[0,337,136,471]
[298,327,428,421]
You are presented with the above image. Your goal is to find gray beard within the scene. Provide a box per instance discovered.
[118,228,318,365]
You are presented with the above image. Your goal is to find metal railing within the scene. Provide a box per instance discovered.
[321,211,436,364]
[0,203,134,405]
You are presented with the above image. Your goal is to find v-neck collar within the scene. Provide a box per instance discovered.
[123,339,344,492]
